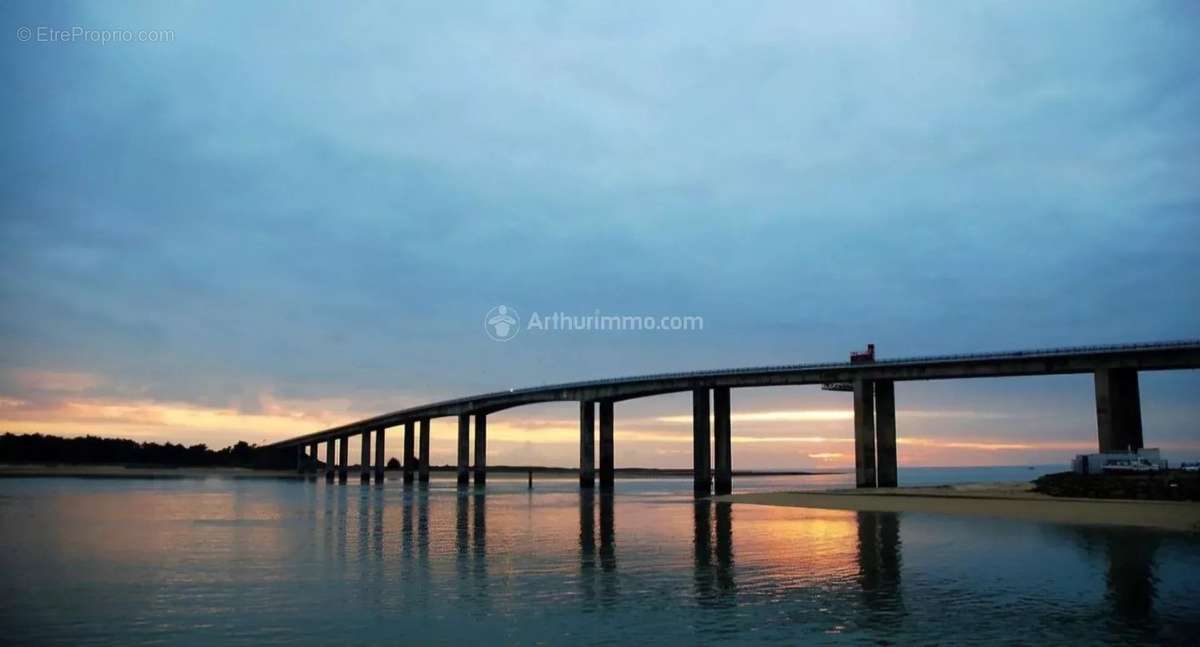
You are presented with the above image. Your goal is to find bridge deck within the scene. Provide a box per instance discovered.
[268,340,1200,449]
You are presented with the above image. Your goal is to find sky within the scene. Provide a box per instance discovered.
[1,1,1198,469]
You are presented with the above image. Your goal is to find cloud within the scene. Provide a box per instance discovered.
[13,369,101,393]
[0,1,1197,466]
[656,408,1024,424]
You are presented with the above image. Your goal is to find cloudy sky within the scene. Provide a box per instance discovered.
[1,1,1197,469]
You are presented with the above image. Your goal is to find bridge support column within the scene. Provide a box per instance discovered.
[854,380,877,488]
[338,436,349,483]
[418,418,430,483]
[296,446,305,473]
[403,421,415,483]
[474,414,487,486]
[599,401,614,491]
[457,414,471,486]
[308,442,318,474]
[580,401,595,488]
[325,439,335,482]
[713,387,732,496]
[374,427,386,483]
[693,389,711,496]
[1095,368,1144,452]
[360,430,372,483]
[875,381,897,488]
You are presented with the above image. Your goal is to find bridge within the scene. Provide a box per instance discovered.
[268,340,1200,494]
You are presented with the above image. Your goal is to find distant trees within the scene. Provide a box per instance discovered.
[386,457,401,470]
[0,433,291,469]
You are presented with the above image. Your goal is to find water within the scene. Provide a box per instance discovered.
[1,472,1197,645]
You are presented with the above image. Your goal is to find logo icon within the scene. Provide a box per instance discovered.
[484,305,520,342]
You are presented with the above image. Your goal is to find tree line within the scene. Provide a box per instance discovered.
[0,432,292,469]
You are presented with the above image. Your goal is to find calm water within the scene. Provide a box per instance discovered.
[2,472,1198,645]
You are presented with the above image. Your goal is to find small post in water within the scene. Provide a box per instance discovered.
[528,468,533,490]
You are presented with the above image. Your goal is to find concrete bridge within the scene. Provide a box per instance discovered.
[267,340,1200,494]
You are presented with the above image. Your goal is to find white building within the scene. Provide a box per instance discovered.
[1071,448,1166,475]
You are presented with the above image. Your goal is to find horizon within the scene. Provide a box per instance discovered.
[0,429,1077,473]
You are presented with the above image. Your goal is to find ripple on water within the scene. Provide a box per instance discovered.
[0,476,1198,646]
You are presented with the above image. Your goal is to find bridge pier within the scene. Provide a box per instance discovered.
[338,436,349,483]
[854,380,877,488]
[1095,368,1143,452]
[713,387,732,496]
[296,446,305,474]
[693,389,712,496]
[457,414,471,486]
[418,418,430,482]
[360,430,372,483]
[876,381,897,487]
[580,401,595,488]
[308,442,318,475]
[403,421,415,483]
[853,379,898,488]
[325,439,335,482]
[599,401,614,491]
[474,414,487,486]
[374,427,386,483]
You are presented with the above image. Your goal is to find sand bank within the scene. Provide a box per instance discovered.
[715,483,1200,532]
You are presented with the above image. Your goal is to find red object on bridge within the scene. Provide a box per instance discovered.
[850,344,875,364]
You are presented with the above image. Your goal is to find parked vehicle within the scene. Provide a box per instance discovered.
[1103,457,1160,473]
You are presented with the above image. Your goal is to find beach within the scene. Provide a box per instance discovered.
[715,482,1200,532]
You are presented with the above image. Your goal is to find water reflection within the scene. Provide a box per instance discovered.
[310,484,1177,644]
[335,485,347,565]
[1057,525,1163,636]
[693,500,736,607]
[357,487,369,562]
[855,511,904,625]
[579,490,595,603]
[575,491,622,607]
[598,494,617,605]
[371,486,384,563]
[415,486,430,614]
[473,489,488,598]
[455,490,469,602]
[1105,536,1159,627]
[693,500,712,600]
[400,486,412,561]
[10,479,1194,646]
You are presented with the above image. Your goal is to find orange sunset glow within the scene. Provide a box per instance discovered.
[9,367,1195,468]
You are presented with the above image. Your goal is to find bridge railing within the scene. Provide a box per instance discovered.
[378,339,1200,417]
[273,338,1199,446]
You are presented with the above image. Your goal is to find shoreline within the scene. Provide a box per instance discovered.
[714,483,1200,533]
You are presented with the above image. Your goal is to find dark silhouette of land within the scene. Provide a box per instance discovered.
[0,433,827,478]
[1034,471,1200,501]
[0,432,291,470]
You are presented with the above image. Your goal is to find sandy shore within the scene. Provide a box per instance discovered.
[715,482,1200,532]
